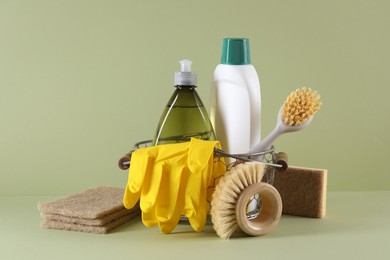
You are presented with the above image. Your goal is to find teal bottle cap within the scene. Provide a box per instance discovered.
[221,38,251,65]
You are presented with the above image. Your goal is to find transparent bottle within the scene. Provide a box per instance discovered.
[152,59,216,145]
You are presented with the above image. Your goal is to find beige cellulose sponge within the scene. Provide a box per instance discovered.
[273,166,327,218]
[38,186,140,234]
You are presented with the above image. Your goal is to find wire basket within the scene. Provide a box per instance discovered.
[119,137,283,222]
[123,138,280,184]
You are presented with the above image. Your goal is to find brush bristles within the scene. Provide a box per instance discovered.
[282,87,321,126]
[210,162,266,239]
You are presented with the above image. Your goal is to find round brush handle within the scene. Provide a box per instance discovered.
[235,182,282,236]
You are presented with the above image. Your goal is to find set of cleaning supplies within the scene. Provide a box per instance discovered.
[152,59,215,145]
[38,186,140,234]
[123,138,225,234]
[210,38,261,162]
[117,38,326,241]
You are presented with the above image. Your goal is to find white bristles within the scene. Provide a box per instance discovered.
[210,162,266,239]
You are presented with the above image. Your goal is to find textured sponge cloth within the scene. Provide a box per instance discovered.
[38,186,140,234]
[273,166,327,218]
[41,211,139,234]
[38,186,127,218]
[41,207,138,226]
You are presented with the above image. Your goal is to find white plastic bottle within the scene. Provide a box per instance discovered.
[210,38,261,158]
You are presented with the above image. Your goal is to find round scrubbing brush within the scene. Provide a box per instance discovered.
[250,87,321,155]
[210,162,282,239]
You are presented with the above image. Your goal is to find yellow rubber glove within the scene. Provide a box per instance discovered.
[183,138,217,231]
[123,138,225,233]
[124,141,189,230]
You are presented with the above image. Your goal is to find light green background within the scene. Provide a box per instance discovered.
[1,0,389,195]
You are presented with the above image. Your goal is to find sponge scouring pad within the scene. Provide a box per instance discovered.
[38,186,140,233]
[41,207,139,226]
[41,211,140,234]
[273,166,327,218]
[38,186,127,218]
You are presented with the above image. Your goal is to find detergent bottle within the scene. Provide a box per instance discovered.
[152,59,216,145]
[210,38,261,157]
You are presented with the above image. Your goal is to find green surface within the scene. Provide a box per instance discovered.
[1,192,389,259]
[1,0,390,195]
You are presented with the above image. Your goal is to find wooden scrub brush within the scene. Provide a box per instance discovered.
[210,162,283,239]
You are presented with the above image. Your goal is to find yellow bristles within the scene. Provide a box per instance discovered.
[281,87,321,126]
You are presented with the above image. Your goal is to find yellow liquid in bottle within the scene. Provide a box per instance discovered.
[153,86,216,145]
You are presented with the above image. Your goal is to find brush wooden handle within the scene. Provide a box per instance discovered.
[235,182,282,236]
[275,152,288,172]
[118,151,133,170]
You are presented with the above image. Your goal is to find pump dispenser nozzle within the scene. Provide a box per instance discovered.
[180,59,192,72]
[174,59,197,86]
